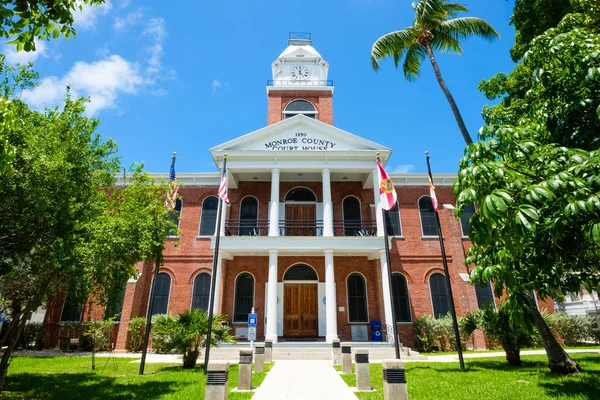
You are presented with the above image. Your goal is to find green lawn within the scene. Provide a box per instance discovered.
[0,356,272,400]
[338,354,600,400]
[419,345,600,357]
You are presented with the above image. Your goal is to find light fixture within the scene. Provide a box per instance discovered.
[297,173,304,176]
[342,176,348,180]
[253,177,258,180]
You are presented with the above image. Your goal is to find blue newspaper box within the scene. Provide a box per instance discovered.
[371,320,382,341]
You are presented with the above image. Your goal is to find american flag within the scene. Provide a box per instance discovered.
[165,154,179,210]
[218,170,230,204]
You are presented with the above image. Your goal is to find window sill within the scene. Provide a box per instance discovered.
[196,235,213,239]
[421,236,441,240]
[390,236,405,240]
[461,236,470,240]
[347,322,369,325]
[167,236,179,239]
[394,322,413,326]
[231,321,250,325]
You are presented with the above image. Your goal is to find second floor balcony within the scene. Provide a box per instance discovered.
[224,219,377,237]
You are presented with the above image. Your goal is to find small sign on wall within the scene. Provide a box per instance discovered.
[338,306,345,312]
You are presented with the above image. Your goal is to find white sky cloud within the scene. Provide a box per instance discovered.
[212,79,231,94]
[74,0,112,30]
[21,55,145,115]
[119,0,133,8]
[4,40,47,64]
[392,164,415,173]
[113,8,143,30]
[143,18,166,76]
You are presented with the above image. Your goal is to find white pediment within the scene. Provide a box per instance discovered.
[210,115,391,154]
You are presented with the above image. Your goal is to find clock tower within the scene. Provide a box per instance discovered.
[267,33,334,125]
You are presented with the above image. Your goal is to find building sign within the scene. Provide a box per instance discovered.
[264,132,337,151]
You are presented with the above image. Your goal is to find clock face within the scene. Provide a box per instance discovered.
[291,65,309,80]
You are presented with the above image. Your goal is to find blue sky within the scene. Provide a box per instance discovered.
[4,0,518,174]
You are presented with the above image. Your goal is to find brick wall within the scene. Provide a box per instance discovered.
[267,90,333,125]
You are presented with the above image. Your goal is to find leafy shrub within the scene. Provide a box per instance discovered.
[127,317,146,352]
[59,322,85,350]
[590,315,600,344]
[83,318,115,351]
[152,309,235,368]
[18,322,44,350]
[151,314,174,354]
[550,313,599,346]
[413,314,465,352]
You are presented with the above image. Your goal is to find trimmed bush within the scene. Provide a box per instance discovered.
[127,317,146,352]
[18,323,44,350]
[413,314,465,352]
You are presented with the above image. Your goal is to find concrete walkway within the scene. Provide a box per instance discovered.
[252,360,358,400]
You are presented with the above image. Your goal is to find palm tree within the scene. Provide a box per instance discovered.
[371,0,499,145]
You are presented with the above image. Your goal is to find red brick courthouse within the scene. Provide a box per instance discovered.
[45,34,553,350]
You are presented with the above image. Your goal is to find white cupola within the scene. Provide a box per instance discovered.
[270,33,330,87]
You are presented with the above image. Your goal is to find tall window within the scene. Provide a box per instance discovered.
[169,198,183,236]
[150,272,171,316]
[239,197,259,236]
[233,273,255,322]
[419,196,439,236]
[60,297,82,322]
[460,203,476,237]
[199,196,219,236]
[391,273,411,322]
[343,197,362,236]
[192,273,211,311]
[430,273,451,318]
[385,202,402,236]
[283,99,317,119]
[347,273,368,323]
[104,281,127,321]
[285,187,316,202]
[474,279,495,309]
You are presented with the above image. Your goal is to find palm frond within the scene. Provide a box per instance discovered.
[413,0,448,27]
[437,17,500,42]
[403,45,427,81]
[430,31,463,54]
[371,28,416,70]
[443,3,469,18]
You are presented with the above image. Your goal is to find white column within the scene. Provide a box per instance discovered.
[322,168,333,237]
[324,249,338,343]
[266,250,279,343]
[379,249,394,332]
[372,168,384,236]
[212,253,223,315]
[269,168,280,237]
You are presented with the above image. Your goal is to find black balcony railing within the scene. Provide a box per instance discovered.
[224,220,377,237]
[267,79,334,87]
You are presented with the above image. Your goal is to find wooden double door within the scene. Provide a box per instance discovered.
[285,205,316,236]
[284,284,318,337]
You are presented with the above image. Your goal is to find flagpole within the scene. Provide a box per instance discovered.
[204,154,227,375]
[425,151,465,372]
[139,152,177,376]
[381,209,401,359]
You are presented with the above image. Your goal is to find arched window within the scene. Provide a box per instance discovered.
[192,273,211,311]
[474,279,495,309]
[284,264,318,281]
[150,272,171,316]
[60,296,82,322]
[283,99,317,119]
[392,273,411,322]
[347,273,368,323]
[385,202,402,236]
[343,197,362,236]
[239,197,259,236]
[169,198,183,236]
[233,273,255,322]
[429,273,451,318]
[460,203,476,237]
[104,281,127,321]
[199,196,219,236]
[419,196,439,236]
[285,187,316,202]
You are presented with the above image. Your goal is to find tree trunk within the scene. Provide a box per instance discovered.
[0,314,27,392]
[500,338,522,366]
[425,44,474,146]
[526,297,579,374]
[183,349,199,369]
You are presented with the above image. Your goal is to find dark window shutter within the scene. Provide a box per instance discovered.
[475,279,495,309]
[392,274,411,322]
[199,196,219,235]
[343,197,362,236]
[419,197,439,236]
[151,273,171,316]
[234,273,255,322]
[347,273,368,323]
[430,273,451,318]
[385,202,402,236]
[192,273,212,311]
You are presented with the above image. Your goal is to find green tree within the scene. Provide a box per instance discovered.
[454,8,600,374]
[152,310,235,369]
[1,0,105,51]
[0,66,177,390]
[371,0,499,145]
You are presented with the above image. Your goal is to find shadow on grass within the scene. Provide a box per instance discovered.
[3,372,180,400]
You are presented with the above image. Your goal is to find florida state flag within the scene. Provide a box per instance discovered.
[376,158,397,211]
